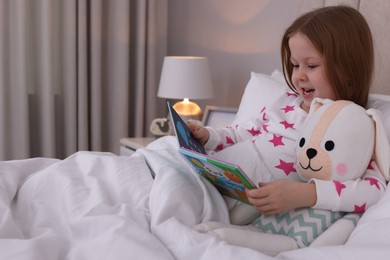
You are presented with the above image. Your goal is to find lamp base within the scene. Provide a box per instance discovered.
[173,100,202,121]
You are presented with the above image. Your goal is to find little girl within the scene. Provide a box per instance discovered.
[189,5,388,253]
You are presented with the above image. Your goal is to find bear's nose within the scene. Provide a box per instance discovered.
[306,148,317,159]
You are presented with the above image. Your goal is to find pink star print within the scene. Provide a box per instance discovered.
[260,106,266,113]
[333,180,346,196]
[262,124,269,133]
[354,203,366,213]
[247,127,261,136]
[226,136,234,145]
[280,120,294,129]
[281,105,295,113]
[216,143,224,151]
[269,134,284,147]
[262,112,267,121]
[367,159,374,170]
[275,159,296,175]
[287,92,298,97]
[364,177,381,190]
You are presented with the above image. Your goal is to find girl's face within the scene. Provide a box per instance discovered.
[289,32,337,112]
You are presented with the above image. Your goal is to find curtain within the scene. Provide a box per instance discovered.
[0,0,167,160]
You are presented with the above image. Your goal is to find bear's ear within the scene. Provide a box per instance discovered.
[308,98,333,116]
[367,108,390,181]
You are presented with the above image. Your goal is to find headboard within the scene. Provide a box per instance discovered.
[296,0,390,95]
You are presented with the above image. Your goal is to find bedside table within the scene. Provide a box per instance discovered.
[119,137,156,156]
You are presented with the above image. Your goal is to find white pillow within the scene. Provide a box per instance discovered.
[232,71,290,125]
[234,70,390,141]
[270,69,286,82]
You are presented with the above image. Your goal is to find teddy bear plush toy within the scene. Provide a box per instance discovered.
[251,98,390,248]
[194,98,390,255]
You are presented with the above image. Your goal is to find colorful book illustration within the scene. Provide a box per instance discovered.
[167,102,256,204]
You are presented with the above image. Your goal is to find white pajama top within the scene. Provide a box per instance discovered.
[204,89,387,213]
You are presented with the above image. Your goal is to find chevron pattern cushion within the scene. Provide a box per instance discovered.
[252,208,345,247]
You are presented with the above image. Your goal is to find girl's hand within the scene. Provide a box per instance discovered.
[186,121,210,145]
[246,179,317,216]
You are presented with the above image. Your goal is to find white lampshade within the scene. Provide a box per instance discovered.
[157,56,214,100]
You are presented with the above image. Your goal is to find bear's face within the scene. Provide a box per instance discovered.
[297,135,334,181]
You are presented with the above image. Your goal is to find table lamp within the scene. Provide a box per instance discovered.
[157,56,214,121]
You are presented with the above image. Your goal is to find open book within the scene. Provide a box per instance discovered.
[167,102,256,204]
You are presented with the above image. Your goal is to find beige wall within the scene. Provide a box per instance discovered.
[166,0,324,109]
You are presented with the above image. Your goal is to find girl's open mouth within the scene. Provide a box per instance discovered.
[303,88,315,94]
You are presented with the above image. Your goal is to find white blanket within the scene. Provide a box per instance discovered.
[1,136,389,259]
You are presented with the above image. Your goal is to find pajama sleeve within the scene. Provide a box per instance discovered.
[204,124,255,152]
[311,159,387,212]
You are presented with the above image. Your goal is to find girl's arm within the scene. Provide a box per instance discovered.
[246,159,386,215]
[246,180,317,216]
[311,159,386,212]
[203,123,256,152]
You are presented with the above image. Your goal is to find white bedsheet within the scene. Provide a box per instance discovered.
[0,136,389,259]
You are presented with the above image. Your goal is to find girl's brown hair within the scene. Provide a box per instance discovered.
[281,5,374,108]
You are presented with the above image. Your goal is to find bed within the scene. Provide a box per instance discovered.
[1,70,389,259]
[2,3,390,260]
